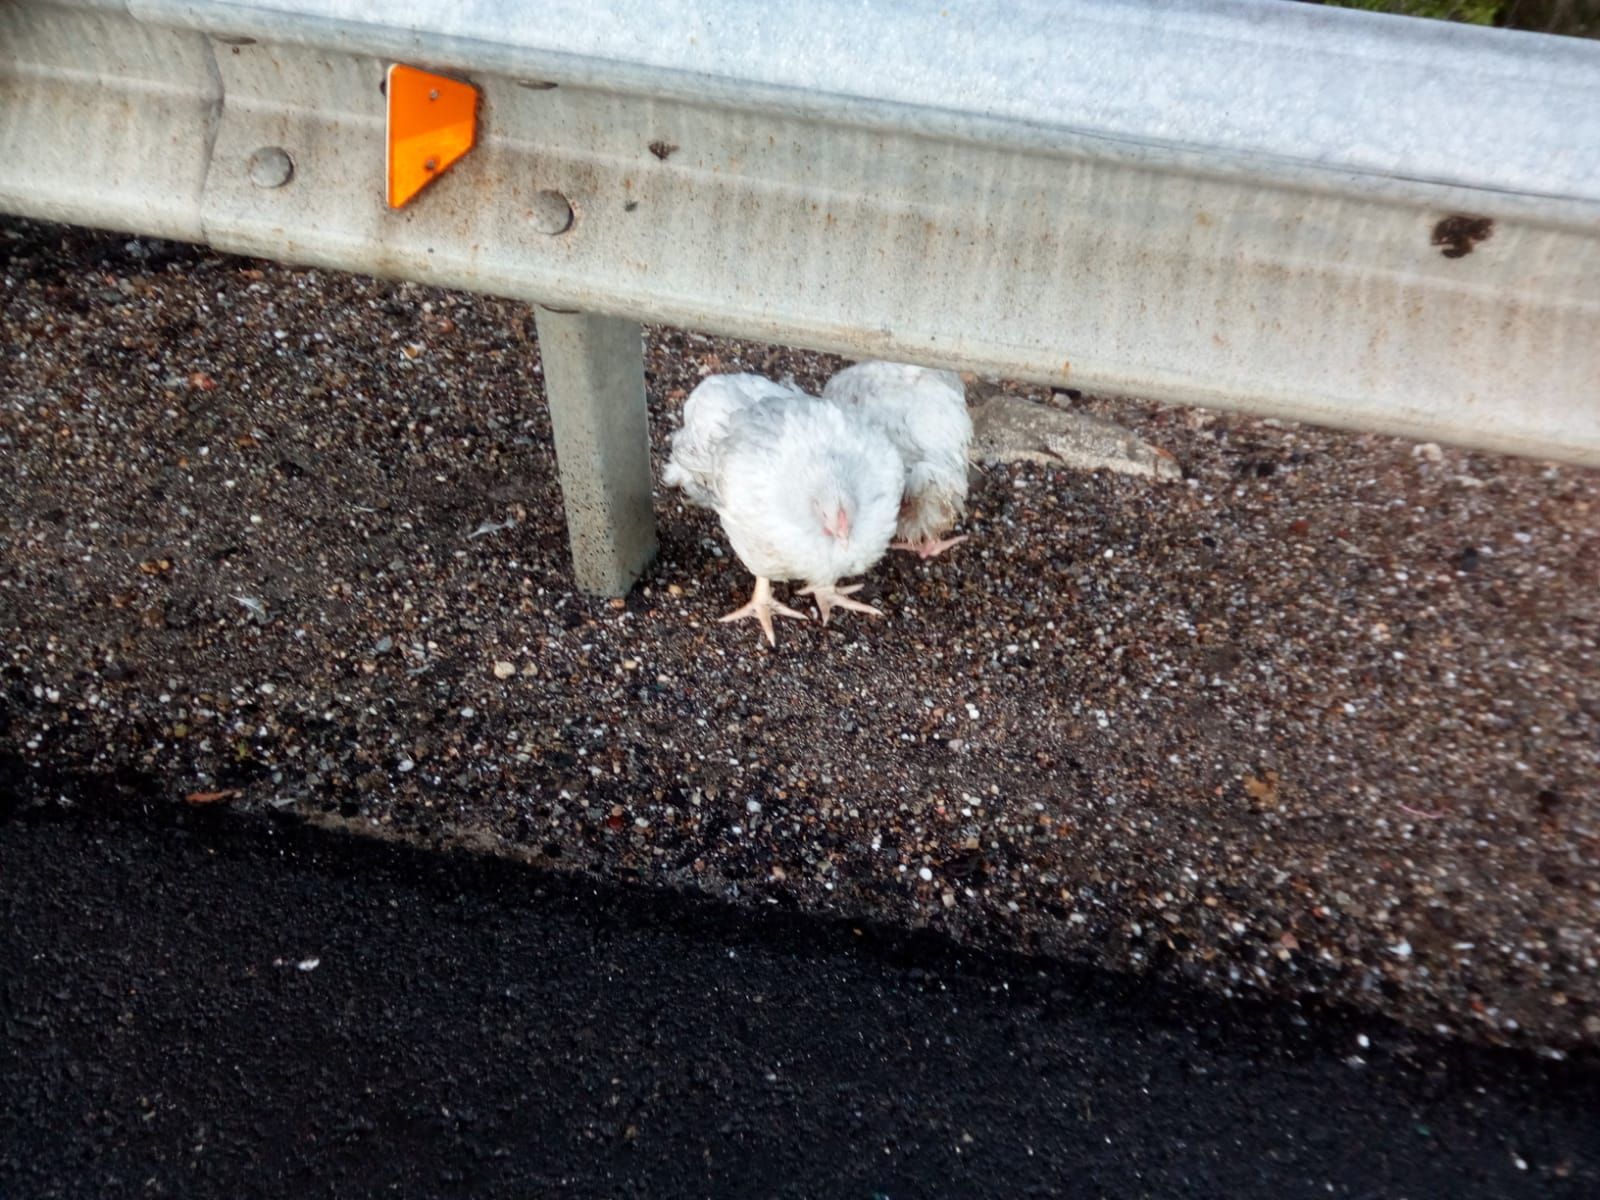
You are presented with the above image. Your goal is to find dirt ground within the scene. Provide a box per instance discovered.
[2,217,1597,1052]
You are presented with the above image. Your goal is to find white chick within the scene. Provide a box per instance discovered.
[664,373,905,644]
[822,361,973,558]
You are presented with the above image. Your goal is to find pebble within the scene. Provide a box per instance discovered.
[492,661,515,679]
[918,867,934,882]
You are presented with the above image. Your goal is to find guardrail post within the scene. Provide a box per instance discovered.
[532,307,657,596]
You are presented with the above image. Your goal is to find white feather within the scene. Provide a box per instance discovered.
[821,361,973,545]
[665,374,904,588]
[662,373,807,509]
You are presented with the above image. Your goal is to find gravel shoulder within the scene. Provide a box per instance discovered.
[2,218,1597,1052]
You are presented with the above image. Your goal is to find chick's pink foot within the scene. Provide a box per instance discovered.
[892,534,967,559]
[718,576,808,646]
[797,582,883,626]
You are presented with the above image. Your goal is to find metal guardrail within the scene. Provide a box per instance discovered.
[3,0,1599,592]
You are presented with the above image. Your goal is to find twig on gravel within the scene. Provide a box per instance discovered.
[1398,803,1447,821]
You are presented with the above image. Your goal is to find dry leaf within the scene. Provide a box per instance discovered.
[1243,770,1280,808]
[184,789,240,805]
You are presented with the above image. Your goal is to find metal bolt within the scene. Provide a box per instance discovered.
[247,146,294,189]
[529,190,575,235]
[423,158,438,172]
[428,88,439,101]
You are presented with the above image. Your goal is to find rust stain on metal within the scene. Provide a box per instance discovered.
[1432,214,1493,259]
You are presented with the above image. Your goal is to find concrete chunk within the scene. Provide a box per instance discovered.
[969,390,1181,481]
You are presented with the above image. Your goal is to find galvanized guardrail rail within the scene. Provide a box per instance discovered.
[4,0,1599,592]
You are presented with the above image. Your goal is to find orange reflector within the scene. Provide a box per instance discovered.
[385,64,478,209]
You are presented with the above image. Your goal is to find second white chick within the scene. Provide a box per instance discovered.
[822,361,973,558]
[664,373,904,644]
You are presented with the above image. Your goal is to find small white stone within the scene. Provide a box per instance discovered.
[746,799,762,814]
[397,758,414,773]
[296,957,320,972]
[492,660,515,679]
[459,707,476,719]
[1410,442,1443,463]
[1391,940,1413,959]
[918,866,934,882]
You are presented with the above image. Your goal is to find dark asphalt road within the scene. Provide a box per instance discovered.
[2,797,1597,1200]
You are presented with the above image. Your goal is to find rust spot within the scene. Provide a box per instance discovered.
[1060,359,1071,376]
[648,140,679,161]
[1432,215,1493,259]
[1194,210,1212,227]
